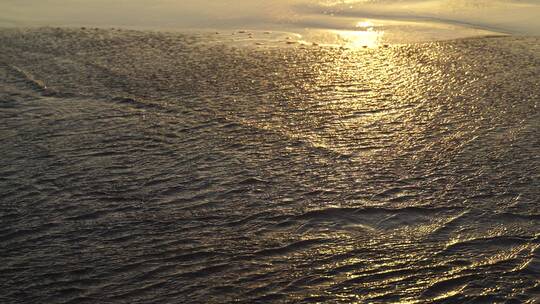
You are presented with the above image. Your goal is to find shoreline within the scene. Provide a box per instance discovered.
[0,24,514,49]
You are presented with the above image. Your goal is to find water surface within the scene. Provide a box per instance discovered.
[0,28,539,303]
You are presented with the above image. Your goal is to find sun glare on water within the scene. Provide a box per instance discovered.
[332,20,384,48]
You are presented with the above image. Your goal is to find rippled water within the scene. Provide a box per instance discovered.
[0,28,539,303]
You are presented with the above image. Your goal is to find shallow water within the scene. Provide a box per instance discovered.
[0,28,539,303]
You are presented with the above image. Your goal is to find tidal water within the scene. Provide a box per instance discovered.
[0,28,539,303]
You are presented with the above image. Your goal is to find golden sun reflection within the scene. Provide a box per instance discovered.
[332,20,383,48]
[355,21,375,29]
[333,29,383,48]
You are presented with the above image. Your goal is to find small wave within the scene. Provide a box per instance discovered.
[251,238,329,257]
[110,96,170,112]
[3,63,60,96]
[440,236,532,258]
[422,274,477,299]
